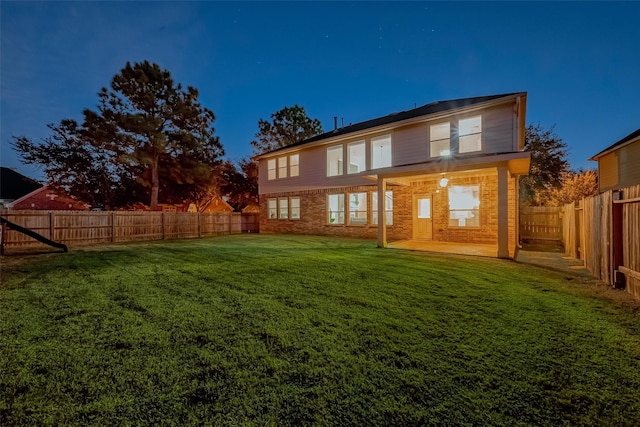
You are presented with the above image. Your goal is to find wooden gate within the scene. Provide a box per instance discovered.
[519,206,562,241]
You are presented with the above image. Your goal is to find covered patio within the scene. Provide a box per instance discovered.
[387,239,506,258]
[369,152,530,260]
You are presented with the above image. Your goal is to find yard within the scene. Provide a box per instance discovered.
[1,235,639,426]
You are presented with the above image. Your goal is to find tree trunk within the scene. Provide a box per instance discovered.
[150,155,159,210]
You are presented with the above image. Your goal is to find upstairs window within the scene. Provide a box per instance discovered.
[348,141,366,174]
[289,154,299,177]
[267,159,276,180]
[430,122,451,157]
[278,157,288,178]
[371,135,392,169]
[448,185,480,227]
[327,145,343,176]
[459,116,482,153]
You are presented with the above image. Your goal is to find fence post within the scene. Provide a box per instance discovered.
[111,211,116,243]
[49,211,55,241]
[198,212,201,238]
[0,221,5,256]
[161,212,165,240]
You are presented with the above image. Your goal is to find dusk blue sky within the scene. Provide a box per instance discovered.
[1,1,639,181]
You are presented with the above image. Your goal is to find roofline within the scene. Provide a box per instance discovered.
[366,151,531,179]
[10,184,48,206]
[589,127,640,161]
[254,92,527,160]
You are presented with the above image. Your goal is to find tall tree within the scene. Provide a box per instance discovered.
[218,157,259,211]
[520,123,570,205]
[251,105,323,155]
[12,120,139,209]
[12,61,224,209]
[86,61,224,209]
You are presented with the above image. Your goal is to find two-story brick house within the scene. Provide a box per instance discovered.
[255,92,530,258]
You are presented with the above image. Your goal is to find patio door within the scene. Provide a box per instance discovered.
[413,195,433,240]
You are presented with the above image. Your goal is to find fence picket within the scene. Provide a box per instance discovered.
[519,206,562,241]
[561,184,640,299]
[0,210,259,252]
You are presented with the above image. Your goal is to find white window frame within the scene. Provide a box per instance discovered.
[327,194,345,225]
[289,154,299,177]
[290,197,300,219]
[372,191,393,225]
[278,197,289,219]
[348,192,368,225]
[267,159,276,180]
[371,134,392,169]
[347,141,366,174]
[268,198,277,219]
[458,115,482,153]
[430,122,451,157]
[278,157,288,179]
[448,185,480,228]
[327,145,343,177]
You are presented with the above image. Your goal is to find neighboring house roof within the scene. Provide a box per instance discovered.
[201,196,234,212]
[0,167,42,200]
[589,128,640,160]
[241,203,260,213]
[256,92,524,158]
[10,184,90,210]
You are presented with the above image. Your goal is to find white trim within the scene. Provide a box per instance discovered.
[589,135,640,161]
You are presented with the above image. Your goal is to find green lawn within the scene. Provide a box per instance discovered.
[1,235,639,426]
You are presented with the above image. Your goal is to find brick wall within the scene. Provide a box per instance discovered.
[260,169,517,248]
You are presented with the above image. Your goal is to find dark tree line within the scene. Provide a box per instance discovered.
[12,62,324,211]
[13,61,224,210]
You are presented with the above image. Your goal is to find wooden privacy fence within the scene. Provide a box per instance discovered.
[0,210,259,252]
[520,206,562,241]
[562,184,640,300]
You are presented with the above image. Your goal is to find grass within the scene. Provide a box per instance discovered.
[1,234,640,426]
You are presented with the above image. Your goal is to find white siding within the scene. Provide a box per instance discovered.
[259,99,521,195]
[618,141,640,189]
[481,104,515,153]
[394,124,428,166]
[259,146,373,195]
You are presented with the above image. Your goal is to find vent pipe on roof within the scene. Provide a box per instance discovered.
[334,116,338,130]
[342,117,344,128]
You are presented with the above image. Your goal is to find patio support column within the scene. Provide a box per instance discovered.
[497,166,509,258]
[377,177,387,248]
